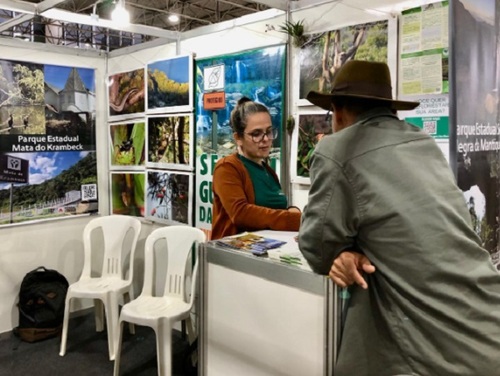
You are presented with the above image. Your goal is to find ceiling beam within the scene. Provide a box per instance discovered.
[0,0,68,33]
[36,0,68,14]
[129,2,212,25]
[0,13,33,33]
[0,0,36,14]
[244,0,288,11]
[40,8,179,40]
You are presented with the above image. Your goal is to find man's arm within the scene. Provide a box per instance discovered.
[298,151,360,275]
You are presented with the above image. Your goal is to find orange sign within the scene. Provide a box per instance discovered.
[203,92,226,110]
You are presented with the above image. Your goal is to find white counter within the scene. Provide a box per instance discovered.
[199,231,335,376]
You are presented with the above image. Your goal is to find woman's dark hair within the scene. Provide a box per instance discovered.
[230,96,270,135]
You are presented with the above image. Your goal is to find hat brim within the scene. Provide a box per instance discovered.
[306,91,420,111]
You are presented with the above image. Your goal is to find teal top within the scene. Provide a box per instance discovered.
[238,154,287,209]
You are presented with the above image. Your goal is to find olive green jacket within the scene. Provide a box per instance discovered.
[299,108,500,375]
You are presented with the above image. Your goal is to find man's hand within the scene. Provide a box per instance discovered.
[329,251,376,289]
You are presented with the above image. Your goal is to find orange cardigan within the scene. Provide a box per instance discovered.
[211,153,301,240]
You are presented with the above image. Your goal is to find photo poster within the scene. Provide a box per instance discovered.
[452,0,500,259]
[110,171,145,217]
[146,114,194,171]
[0,60,97,226]
[107,68,145,120]
[399,1,449,96]
[290,112,332,184]
[146,54,193,114]
[194,45,287,234]
[109,120,146,169]
[299,19,389,101]
[145,169,193,225]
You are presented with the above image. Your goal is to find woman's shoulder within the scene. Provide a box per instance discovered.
[215,153,241,168]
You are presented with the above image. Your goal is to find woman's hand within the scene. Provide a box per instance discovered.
[287,206,301,213]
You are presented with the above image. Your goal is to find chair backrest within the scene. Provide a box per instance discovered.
[141,226,206,301]
[81,215,142,280]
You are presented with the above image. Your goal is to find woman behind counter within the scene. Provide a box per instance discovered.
[211,97,301,240]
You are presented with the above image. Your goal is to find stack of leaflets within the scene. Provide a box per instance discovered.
[267,248,313,271]
[213,232,286,255]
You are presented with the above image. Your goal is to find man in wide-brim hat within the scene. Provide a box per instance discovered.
[298,60,500,375]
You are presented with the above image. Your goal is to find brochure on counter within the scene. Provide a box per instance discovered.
[213,232,312,271]
[213,232,286,255]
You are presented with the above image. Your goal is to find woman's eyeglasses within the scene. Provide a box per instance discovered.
[244,128,278,143]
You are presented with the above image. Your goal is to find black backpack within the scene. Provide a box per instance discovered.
[14,266,69,342]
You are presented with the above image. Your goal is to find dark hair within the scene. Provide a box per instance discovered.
[230,96,270,135]
[332,97,391,115]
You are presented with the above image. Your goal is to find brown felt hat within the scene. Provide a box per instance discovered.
[306,60,420,111]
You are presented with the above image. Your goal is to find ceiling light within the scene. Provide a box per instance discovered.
[168,14,180,24]
[111,0,130,25]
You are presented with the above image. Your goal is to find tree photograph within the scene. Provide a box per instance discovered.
[0,60,44,136]
[299,20,388,99]
[147,114,192,170]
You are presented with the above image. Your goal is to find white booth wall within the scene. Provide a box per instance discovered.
[0,0,443,335]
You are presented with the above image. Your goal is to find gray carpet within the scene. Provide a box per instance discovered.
[0,314,197,376]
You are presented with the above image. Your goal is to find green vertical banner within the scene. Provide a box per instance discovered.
[194,45,287,236]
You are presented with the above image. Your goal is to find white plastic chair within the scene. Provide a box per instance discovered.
[113,225,206,376]
[59,215,142,361]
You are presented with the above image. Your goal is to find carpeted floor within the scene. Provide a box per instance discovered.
[0,314,197,376]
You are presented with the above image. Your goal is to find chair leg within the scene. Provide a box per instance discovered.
[59,296,72,356]
[94,299,105,332]
[113,320,125,376]
[123,291,135,335]
[185,316,196,345]
[105,293,119,361]
[156,323,172,376]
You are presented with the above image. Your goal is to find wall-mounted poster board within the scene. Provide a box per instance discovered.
[109,120,146,169]
[0,61,97,226]
[290,112,332,184]
[146,114,194,171]
[298,19,390,104]
[399,1,449,96]
[451,0,500,262]
[194,45,287,235]
[146,54,194,114]
[145,169,193,225]
[108,68,146,121]
[110,171,145,217]
[107,54,195,224]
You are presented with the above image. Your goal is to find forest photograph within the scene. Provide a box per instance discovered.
[109,121,145,167]
[294,113,332,179]
[146,169,191,225]
[108,68,145,118]
[0,151,97,225]
[299,20,388,99]
[0,59,45,138]
[147,55,192,112]
[110,172,144,217]
[147,114,192,170]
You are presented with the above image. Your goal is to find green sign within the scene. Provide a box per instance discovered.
[406,116,449,139]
